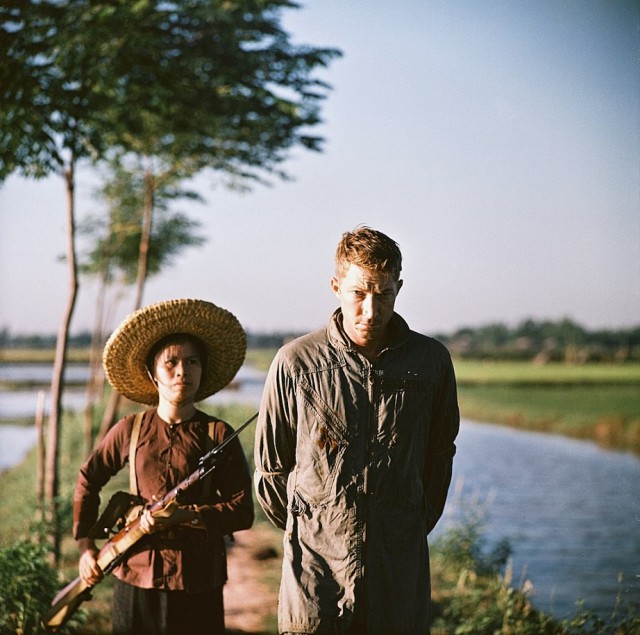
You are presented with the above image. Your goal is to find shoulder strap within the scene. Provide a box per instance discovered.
[202,420,217,500]
[129,412,145,497]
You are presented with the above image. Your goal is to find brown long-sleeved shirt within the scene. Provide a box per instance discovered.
[74,408,254,592]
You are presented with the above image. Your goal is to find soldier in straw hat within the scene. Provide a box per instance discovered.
[73,299,254,634]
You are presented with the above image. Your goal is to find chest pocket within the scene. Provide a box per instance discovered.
[294,376,349,505]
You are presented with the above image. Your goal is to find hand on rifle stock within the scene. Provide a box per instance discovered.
[78,538,103,586]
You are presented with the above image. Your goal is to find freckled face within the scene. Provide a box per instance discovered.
[152,341,203,405]
[331,263,402,352]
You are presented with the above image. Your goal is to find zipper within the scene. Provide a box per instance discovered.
[359,362,376,629]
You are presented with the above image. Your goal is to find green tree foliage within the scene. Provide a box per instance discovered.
[1,0,340,559]
[1,0,340,181]
[78,159,206,284]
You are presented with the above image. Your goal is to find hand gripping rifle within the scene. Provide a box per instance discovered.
[42,412,258,633]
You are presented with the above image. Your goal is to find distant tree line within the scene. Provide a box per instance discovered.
[434,318,640,363]
[0,329,300,351]
[2,318,639,363]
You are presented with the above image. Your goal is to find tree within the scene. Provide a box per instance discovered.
[1,0,340,562]
[78,158,206,452]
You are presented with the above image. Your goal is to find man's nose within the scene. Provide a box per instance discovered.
[362,294,377,319]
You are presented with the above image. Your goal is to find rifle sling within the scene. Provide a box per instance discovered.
[129,412,144,497]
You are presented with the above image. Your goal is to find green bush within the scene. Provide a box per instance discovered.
[0,539,60,635]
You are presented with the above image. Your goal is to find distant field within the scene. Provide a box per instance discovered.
[1,347,277,367]
[453,360,640,453]
[453,359,640,385]
[2,348,639,453]
[0,347,92,363]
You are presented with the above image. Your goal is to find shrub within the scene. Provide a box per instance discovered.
[0,539,60,635]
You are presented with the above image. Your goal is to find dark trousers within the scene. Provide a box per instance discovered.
[112,578,225,635]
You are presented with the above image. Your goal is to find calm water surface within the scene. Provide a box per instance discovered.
[1,363,638,619]
[436,420,640,619]
[0,424,38,472]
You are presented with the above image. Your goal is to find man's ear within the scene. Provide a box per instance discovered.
[397,279,404,294]
[330,276,342,299]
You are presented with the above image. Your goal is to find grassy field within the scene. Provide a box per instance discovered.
[453,360,640,453]
[454,358,640,385]
[0,348,92,363]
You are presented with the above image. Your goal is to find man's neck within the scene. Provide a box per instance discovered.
[354,340,383,362]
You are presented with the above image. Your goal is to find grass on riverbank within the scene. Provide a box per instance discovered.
[453,360,640,454]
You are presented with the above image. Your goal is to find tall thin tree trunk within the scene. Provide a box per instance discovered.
[83,266,108,457]
[45,157,78,563]
[35,390,46,522]
[98,162,155,438]
[133,163,154,310]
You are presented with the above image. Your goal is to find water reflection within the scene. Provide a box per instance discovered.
[0,425,37,472]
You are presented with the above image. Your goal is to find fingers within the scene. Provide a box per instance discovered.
[139,508,168,534]
[79,550,103,585]
[140,505,189,534]
[140,509,156,534]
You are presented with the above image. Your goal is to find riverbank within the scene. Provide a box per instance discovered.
[3,351,639,453]
[454,359,640,454]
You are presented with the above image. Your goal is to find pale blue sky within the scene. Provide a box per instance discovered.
[1,0,638,336]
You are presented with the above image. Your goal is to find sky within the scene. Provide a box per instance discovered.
[1,0,639,337]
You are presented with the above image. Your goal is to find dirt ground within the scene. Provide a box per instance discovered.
[223,524,282,635]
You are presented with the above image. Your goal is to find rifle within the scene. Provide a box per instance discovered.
[42,412,258,633]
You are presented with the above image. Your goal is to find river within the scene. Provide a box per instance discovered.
[433,420,640,619]
[1,363,638,620]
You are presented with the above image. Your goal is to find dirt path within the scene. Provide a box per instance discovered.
[224,525,282,634]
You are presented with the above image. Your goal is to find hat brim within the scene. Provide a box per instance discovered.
[102,298,246,405]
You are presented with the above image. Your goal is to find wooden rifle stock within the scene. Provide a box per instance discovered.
[42,412,258,632]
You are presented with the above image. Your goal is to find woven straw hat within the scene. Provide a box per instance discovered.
[102,298,246,405]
